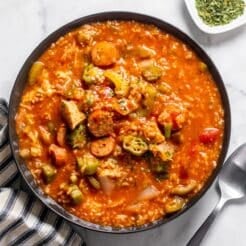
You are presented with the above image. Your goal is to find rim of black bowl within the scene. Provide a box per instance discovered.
[8,11,231,234]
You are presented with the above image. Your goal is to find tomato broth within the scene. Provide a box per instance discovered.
[16,21,224,227]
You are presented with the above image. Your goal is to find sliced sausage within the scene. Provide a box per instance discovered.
[88,110,114,137]
[91,41,119,67]
[90,136,116,157]
[49,144,68,166]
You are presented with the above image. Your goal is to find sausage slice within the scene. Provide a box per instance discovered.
[88,110,114,137]
[90,137,116,157]
[91,41,119,67]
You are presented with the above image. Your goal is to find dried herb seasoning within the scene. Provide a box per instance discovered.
[196,0,245,26]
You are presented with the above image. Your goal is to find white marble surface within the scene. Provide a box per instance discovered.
[0,0,246,245]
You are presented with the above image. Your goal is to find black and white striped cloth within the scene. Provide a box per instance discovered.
[0,99,83,246]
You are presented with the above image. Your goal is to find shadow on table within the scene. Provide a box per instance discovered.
[180,2,246,46]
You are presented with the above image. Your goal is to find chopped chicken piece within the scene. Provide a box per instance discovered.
[61,100,86,130]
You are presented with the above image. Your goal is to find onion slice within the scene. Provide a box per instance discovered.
[137,185,160,201]
[98,176,115,195]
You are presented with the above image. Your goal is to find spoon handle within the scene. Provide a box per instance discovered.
[187,197,227,246]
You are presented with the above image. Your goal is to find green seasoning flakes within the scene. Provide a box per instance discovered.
[195,0,245,26]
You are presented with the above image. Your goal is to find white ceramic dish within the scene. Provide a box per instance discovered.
[184,0,246,34]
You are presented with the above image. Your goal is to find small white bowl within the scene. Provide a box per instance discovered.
[184,0,246,34]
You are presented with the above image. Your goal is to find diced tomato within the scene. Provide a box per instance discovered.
[199,128,219,144]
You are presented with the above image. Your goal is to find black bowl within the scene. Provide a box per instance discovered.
[8,12,231,234]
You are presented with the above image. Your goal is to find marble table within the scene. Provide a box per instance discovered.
[0,0,246,245]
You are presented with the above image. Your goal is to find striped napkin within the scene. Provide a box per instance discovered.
[0,99,84,246]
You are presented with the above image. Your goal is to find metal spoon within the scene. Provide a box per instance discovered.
[187,143,246,246]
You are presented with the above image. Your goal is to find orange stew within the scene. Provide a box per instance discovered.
[16,21,224,227]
